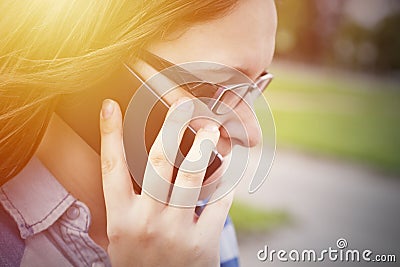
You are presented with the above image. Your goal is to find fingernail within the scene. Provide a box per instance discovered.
[175,97,194,111]
[204,124,219,132]
[102,99,114,119]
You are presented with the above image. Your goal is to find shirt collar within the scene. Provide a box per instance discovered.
[0,156,76,239]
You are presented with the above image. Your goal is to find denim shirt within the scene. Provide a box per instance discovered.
[0,157,239,267]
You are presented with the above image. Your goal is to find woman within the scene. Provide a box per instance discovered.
[0,0,277,266]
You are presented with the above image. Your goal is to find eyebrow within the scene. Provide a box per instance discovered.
[233,65,269,80]
[232,66,253,77]
[179,65,251,84]
[196,64,267,84]
[202,64,254,78]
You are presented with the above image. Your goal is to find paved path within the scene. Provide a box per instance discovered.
[233,148,400,266]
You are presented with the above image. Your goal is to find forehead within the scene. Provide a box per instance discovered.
[150,0,277,79]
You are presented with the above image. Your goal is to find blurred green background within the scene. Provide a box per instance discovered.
[260,66,400,173]
[230,0,400,234]
[269,0,400,174]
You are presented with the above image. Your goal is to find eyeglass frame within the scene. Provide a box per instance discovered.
[126,50,273,115]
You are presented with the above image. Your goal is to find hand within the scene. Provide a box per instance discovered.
[99,98,234,267]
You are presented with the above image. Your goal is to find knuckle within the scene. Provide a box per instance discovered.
[136,225,157,245]
[179,171,201,185]
[188,238,207,259]
[101,158,117,175]
[148,150,167,168]
[136,215,155,232]
[101,120,117,135]
[164,229,179,247]
[107,226,123,244]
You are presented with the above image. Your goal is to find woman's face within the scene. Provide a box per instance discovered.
[144,0,277,156]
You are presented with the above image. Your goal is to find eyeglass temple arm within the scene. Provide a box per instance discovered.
[123,62,172,109]
[139,50,206,87]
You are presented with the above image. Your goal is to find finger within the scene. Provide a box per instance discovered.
[142,97,194,205]
[197,189,235,235]
[168,124,220,210]
[100,99,134,215]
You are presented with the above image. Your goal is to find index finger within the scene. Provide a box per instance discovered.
[100,99,134,213]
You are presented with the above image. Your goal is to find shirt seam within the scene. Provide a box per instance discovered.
[0,187,74,237]
[30,193,72,227]
[0,187,29,228]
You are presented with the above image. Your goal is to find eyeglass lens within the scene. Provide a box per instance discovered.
[182,82,250,115]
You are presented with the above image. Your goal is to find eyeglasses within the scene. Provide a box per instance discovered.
[134,50,273,115]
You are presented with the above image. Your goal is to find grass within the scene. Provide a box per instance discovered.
[256,65,400,173]
[229,201,289,233]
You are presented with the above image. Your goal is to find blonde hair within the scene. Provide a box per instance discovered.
[0,0,238,184]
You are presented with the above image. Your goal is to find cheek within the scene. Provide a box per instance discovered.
[226,100,262,147]
[242,102,262,145]
[244,119,262,147]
